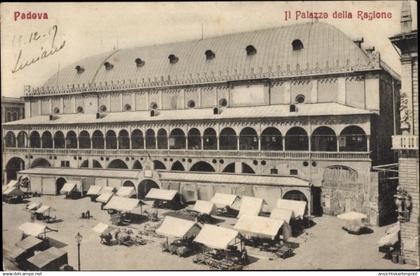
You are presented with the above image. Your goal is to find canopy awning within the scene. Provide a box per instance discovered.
[145,188,177,201]
[27,202,42,211]
[87,185,103,196]
[269,208,294,223]
[101,186,116,193]
[276,199,307,219]
[103,196,140,212]
[60,182,77,194]
[238,196,266,218]
[156,216,201,238]
[337,211,368,221]
[8,246,27,261]
[210,193,240,208]
[193,200,216,215]
[194,224,239,250]
[92,223,116,235]
[19,222,49,237]
[4,180,19,190]
[35,205,51,214]
[26,247,67,269]
[378,231,399,247]
[15,236,44,251]
[3,186,24,197]
[96,192,114,203]
[234,215,284,240]
[116,186,136,198]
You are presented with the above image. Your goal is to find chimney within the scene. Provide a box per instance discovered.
[400,1,412,33]
[96,112,106,119]
[353,37,364,48]
[365,46,375,54]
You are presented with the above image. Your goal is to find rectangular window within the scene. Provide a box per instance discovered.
[270,168,278,174]
[290,169,298,176]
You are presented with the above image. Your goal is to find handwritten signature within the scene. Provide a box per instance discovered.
[12,25,66,74]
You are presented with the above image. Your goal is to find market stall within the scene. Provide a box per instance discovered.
[145,188,183,210]
[193,224,246,270]
[337,211,369,235]
[190,200,217,223]
[210,193,240,217]
[238,196,267,218]
[18,222,58,240]
[34,205,57,223]
[116,186,136,198]
[25,247,69,271]
[156,216,201,257]
[26,202,42,211]
[2,185,24,203]
[103,196,144,225]
[8,236,48,264]
[86,185,103,201]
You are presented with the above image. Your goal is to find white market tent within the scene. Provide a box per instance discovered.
[35,205,52,214]
[337,211,368,221]
[101,186,116,193]
[60,182,77,194]
[3,186,24,197]
[3,180,19,192]
[27,202,42,211]
[87,185,103,196]
[192,200,216,215]
[92,222,116,235]
[378,231,399,247]
[156,216,201,239]
[96,192,114,203]
[269,208,294,223]
[276,199,307,219]
[116,186,136,198]
[238,196,266,218]
[103,196,141,212]
[210,193,240,209]
[145,188,177,201]
[194,224,240,250]
[234,215,284,240]
[19,222,51,237]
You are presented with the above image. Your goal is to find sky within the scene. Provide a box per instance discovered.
[1,1,417,98]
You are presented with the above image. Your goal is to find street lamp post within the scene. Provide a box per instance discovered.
[75,232,83,271]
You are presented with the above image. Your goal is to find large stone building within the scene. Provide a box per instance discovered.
[2,22,400,224]
[1,96,25,123]
[390,2,419,266]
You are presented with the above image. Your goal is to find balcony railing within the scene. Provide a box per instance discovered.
[392,135,419,150]
[3,147,371,160]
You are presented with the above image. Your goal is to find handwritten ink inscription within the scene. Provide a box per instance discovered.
[12,25,66,74]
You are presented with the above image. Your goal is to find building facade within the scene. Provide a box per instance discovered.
[2,22,400,224]
[390,2,419,266]
[1,96,25,123]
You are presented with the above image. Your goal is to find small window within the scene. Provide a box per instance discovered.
[124,104,132,111]
[290,169,298,175]
[168,54,179,64]
[104,62,114,70]
[289,104,296,112]
[295,94,305,104]
[303,161,309,167]
[135,58,145,67]
[77,106,84,113]
[205,50,215,60]
[75,65,85,74]
[99,105,107,112]
[150,102,158,110]
[219,98,227,107]
[270,168,278,174]
[187,100,195,108]
[246,45,257,56]
[53,107,60,114]
[292,39,304,51]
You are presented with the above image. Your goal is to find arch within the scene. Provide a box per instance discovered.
[4,131,16,147]
[123,180,135,188]
[118,129,130,149]
[41,131,53,148]
[191,161,215,172]
[131,129,144,149]
[220,127,237,150]
[54,131,65,148]
[157,129,168,149]
[92,130,104,149]
[153,160,166,170]
[80,160,89,168]
[339,126,367,152]
[56,177,67,195]
[66,131,77,149]
[5,157,25,182]
[31,158,51,168]
[239,127,258,150]
[323,165,359,183]
[242,163,255,174]
[137,179,159,199]
[292,39,304,51]
[17,131,28,148]
[107,159,128,169]
[146,129,156,149]
[223,163,235,173]
[78,131,91,149]
[261,127,282,151]
[171,161,185,171]
[188,128,201,150]
[285,127,308,151]
[203,128,217,150]
[30,131,41,148]
[283,190,308,203]
[106,130,117,149]
[92,159,102,168]
[311,126,337,152]
[169,128,186,149]
[132,160,143,170]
